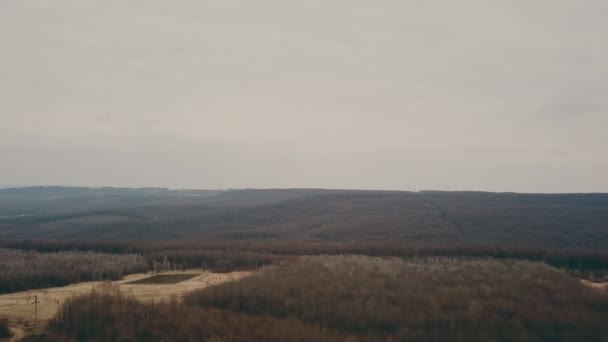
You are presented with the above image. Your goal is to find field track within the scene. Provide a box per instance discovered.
[581,279,608,291]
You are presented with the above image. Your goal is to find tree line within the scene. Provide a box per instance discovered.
[0,248,149,294]
[2,239,608,278]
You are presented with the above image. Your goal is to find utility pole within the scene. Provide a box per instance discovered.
[32,295,40,325]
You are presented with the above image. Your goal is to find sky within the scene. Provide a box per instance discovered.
[1,1,607,192]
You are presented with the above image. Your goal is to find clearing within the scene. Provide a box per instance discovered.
[0,269,251,339]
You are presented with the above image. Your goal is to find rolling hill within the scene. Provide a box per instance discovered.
[0,187,607,248]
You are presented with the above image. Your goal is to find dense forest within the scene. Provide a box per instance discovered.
[36,287,359,342]
[1,188,607,248]
[0,249,149,293]
[27,256,608,341]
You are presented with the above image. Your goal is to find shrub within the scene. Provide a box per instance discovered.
[0,318,11,339]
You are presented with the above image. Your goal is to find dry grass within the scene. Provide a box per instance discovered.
[581,279,608,292]
[0,269,251,338]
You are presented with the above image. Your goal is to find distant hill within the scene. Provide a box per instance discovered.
[0,187,607,248]
[0,186,224,198]
[0,186,225,216]
[0,187,346,216]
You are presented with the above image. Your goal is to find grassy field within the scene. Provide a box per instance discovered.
[0,270,250,339]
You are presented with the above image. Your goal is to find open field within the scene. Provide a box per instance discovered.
[0,269,250,339]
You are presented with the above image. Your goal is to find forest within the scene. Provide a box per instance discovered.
[1,240,607,340]
[0,249,148,294]
[2,240,608,280]
[23,256,608,341]
[1,188,607,248]
[1,188,607,340]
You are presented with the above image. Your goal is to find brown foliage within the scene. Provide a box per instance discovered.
[187,256,608,341]
[31,256,608,341]
[4,239,608,276]
[42,285,359,342]
[0,249,149,294]
[145,249,288,273]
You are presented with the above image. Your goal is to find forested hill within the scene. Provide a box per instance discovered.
[0,187,607,248]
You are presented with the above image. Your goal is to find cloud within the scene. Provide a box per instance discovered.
[0,0,606,192]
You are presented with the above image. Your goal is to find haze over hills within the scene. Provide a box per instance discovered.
[0,187,606,248]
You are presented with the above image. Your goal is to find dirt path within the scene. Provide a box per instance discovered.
[0,270,251,340]
[581,279,608,291]
[7,327,24,342]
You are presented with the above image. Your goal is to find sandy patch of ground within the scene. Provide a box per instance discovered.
[0,270,251,339]
[581,279,608,291]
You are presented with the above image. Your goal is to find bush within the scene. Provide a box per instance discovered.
[0,318,11,339]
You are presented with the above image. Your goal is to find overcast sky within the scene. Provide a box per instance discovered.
[1,1,607,192]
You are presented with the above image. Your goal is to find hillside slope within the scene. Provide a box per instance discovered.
[0,188,607,248]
